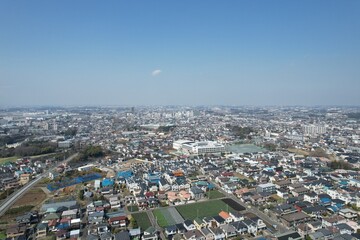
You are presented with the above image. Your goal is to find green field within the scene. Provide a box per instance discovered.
[132,212,152,230]
[176,200,234,220]
[153,209,169,227]
[0,153,58,165]
[206,190,225,199]
[127,205,139,212]
[0,156,18,165]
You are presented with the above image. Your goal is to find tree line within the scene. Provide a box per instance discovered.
[0,141,57,158]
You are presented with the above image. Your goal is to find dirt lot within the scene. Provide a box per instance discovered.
[12,187,47,208]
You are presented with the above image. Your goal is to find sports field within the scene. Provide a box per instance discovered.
[153,208,184,227]
[176,199,234,220]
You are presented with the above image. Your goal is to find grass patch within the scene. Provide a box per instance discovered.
[6,205,34,215]
[132,212,152,231]
[153,209,169,227]
[0,188,15,200]
[127,205,139,212]
[206,190,225,199]
[176,200,234,220]
[0,156,18,165]
[0,231,6,239]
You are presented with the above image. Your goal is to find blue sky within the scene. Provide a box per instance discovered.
[1,0,359,106]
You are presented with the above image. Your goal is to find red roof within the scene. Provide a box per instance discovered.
[109,216,127,222]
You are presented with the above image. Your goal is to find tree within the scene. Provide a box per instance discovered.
[328,160,353,170]
[78,189,85,201]
[130,217,138,228]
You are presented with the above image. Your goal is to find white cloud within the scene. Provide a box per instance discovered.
[151,69,162,76]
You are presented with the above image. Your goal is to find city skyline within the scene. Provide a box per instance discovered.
[1,0,360,107]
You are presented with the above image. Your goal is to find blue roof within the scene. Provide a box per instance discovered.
[328,205,339,212]
[102,178,114,187]
[117,170,133,179]
[320,197,331,203]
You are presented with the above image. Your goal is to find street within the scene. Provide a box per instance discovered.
[0,153,78,217]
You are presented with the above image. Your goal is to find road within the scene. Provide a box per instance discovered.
[0,153,78,217]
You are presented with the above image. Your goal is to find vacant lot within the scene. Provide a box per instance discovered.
[153,208,184,227]
[13,188,47,208]
[221,198,246,211]
[132,212,152,230]
[176,200,234,220]
[206,190,225,199]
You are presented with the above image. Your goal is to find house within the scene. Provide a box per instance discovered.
[114,231,131,240]
[251,216,267,230]
[6,224,27,239]
[213,216,226,226]
[165,225,177,237]
[302,206,327,218]
[159,178,171,191]
[322,216,346,228]
[97,223,110,235]
[142,226,158,240]
[19,173,31,185]
[108,216,127,228]
[69,229,80,239]
[129,228,141,239]
[42,213,61,223]
[200,228,215,240]
[41,200,78,214]
[256,183,276,194]
[335,223,355,235]
[190,186,205,200]
[61,209,78,219]
[87,233,99,240]
[183,229,206,240]
[304,192,318,203]
[229,211,244,222]
[16,212,39,225]
[242,219,258,235]
[55,229,68,240]
[109,196,121,209]
[2,177,20,190]
[175,223,187,234]
[276,189,289,199]
[220,224,237,238]
[339,208,358,221]
[194,217,207,229]
[70,218,81,229]
[276,231,302,240]
[291,187,309,197]
[184,219,196,231]
[218,211,232,223]
[280,212,311,227]
[36,223,48,239]
[231,221,248,234]
[209,227,225,240]
[309,228,333,240]
[99,232,113,240]
[88,211,105,225]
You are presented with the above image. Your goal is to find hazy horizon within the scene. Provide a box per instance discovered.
[1,1,360,107]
